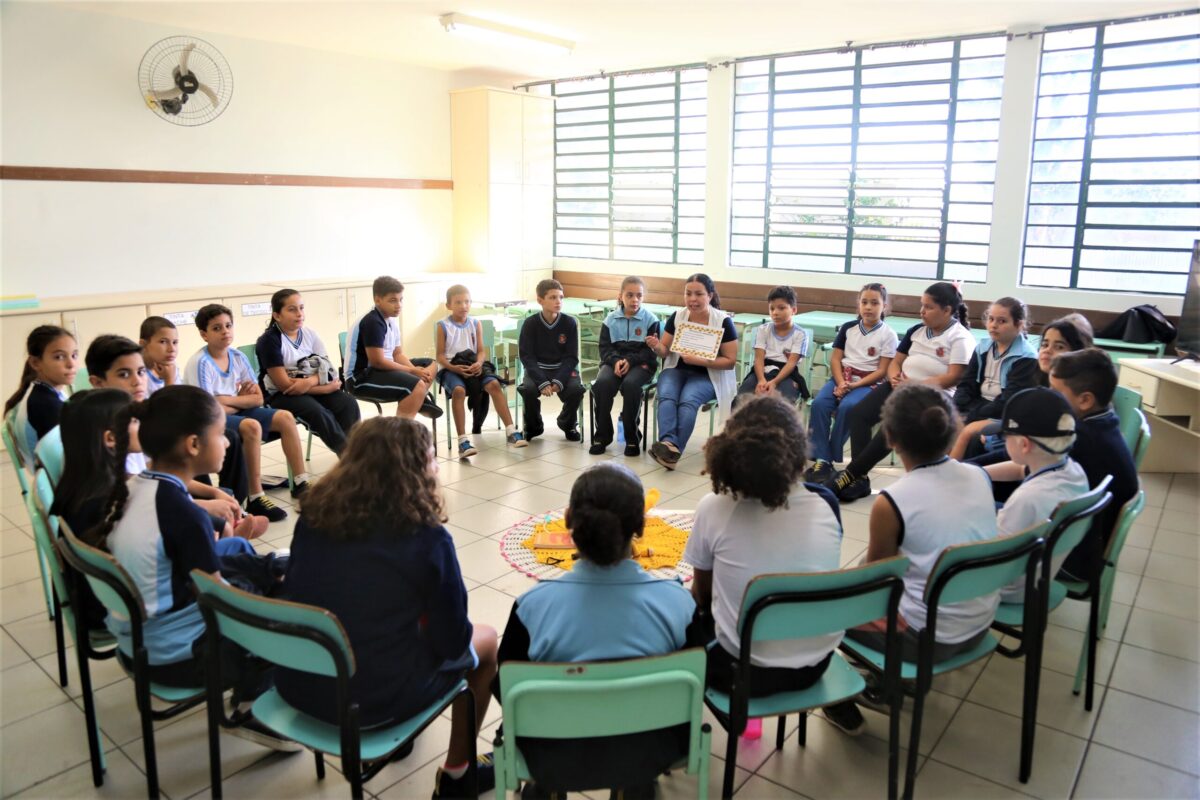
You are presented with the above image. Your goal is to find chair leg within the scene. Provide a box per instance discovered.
[53,593,68,687]
[314,751,326,780]
[888,684,901,800]
[77,644,105,787]
[1019,627,1040,783]
[205,683,223,799]
[305,429,313,461]
[721,723,739,800]
[642,392,649,452]
[776,715,786,750]
[903,672,930,800]
[135,668,161,798]
[797,712,807,748]
[1086,590,1099,712]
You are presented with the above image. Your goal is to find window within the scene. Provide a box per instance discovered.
[1022,13,1200,294]
[553,68,707,264]
[730,36,1006,281]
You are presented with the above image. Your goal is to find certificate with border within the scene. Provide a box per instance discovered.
[670,321,723,360]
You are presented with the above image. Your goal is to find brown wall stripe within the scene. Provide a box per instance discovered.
[0,165,452,190]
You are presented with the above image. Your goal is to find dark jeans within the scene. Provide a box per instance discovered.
[518,374,585,432]
[590,365,654,445]
[845,383,894,478]
[706,644,833,697]
[267,390,361,456]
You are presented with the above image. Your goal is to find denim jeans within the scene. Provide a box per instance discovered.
[655,367,716,452]
[807,379,874,464]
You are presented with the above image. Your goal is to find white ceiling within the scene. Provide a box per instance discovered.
[68,0,1198,85]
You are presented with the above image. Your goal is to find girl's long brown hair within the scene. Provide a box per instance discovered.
[300,416,445,536]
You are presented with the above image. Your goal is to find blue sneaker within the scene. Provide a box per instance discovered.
[507,431,528,448]
[458,439,478,459]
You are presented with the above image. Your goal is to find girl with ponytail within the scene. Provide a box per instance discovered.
[494,463,696,795]
[827,281,976,503]
[4,325,78,464]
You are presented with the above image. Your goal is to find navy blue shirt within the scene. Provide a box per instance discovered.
[276,517,474,726]
[518,313,579,389]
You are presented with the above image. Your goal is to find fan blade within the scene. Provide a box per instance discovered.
[179,42,195,74]
[197,82,219,108]
[147,87,183,101]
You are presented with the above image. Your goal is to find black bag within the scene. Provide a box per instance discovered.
[1097,305,1177,344]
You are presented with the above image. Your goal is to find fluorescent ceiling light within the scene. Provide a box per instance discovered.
[439,13,574,54]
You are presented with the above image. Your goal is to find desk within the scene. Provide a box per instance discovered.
[1117,359,1200,473]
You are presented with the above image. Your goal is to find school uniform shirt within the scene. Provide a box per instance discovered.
[896,322,975,396]
[439,316,480,361]
[684,484,843,668]
[345,308,401,379]
[882,457,999,642]
[104,471,219,665]
[753,323,809,369]
[599,307,661,374]
[518,313,579,390]
[183,347,256,397]
[13,381,66,464]
[256,325,332,395]
[499,559,694,663]
[998,458,1089,602]
[145,364,181,396]
[832,319,900,373]
[276,518,475,727]
[125,452,149,475]
[954,336,1040,422]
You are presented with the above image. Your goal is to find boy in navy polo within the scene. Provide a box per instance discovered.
[517,279,585,442]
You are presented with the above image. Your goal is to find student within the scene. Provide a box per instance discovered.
[988,349,1137,584]
[683,396,860,733]
[590,276,660,456]
[276,416,498,797]
[344,275,441,420]
[806,283,897,484]
[828,281,975,502]
[436,284,526,458]
[516,279,585,443]
[496,462,695,797]
[734,285,809,408]
[644,274,738,470]
[842,384,999,723]
[257,288,361,455]
[982,388,1089,601]
[88,385,293,749]
[139,316,182,394]
[950,297,1039,460]
[84,336,262,538]
[184,303,308,520]
[955,314,1093,464]
[4,325,78,465]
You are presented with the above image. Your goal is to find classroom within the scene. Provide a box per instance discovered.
[1,1,1198,798]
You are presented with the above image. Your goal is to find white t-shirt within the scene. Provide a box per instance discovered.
[833,319,900,373]
[145,364,180,396]
[897,322,975,395]
[125,452,148,475]
[184,347,256,397]
[998,458,1089,602]
[684,485,844,668]
[753,323,809,366]
[258,326,331,395]
[883,457,999,642]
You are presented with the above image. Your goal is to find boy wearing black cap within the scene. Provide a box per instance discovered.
[984,387,1090,600]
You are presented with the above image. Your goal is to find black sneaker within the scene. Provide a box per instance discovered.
[246,495,287,522]
[823,700,865,736]
[432,753,495,798]
[222,718,304,752]
[589,441,609,455]
[524,425,544,443]
[836,474,872,502]
[290,480,310,499]
[609,783,657,800]
[419,399,444,420]
[624,443,641,457]
[561,427,582,442]
[806,459,834,484]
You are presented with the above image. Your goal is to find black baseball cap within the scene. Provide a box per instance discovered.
[982,387,1077,442]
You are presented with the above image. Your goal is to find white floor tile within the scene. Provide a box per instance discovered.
[0,702,115,796]
[493,485,570,516]
[1122,607,1200,663]
[0,660,72,726]
[966,657,1103,739]
[914,759,1038,799]
[1092,689,1200,775]
[1073,742,1200,799]
[1108,644,1200,712]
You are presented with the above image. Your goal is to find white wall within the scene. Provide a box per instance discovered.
[0,2,455,297]
[553,32,1185,316]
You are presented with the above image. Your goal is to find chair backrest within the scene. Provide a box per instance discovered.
[191,570,355,679]
[237,344,260,374]
[72,368,91,394]
[28,472,75,630]
[1103,488,1146,564]
[926,527,1045,608]
[1112,385,1143,451]
[55,518,144,626]
[1132,413,1151,470]
[34,426,64,487]
[480,317,496,352]
[1,408,32,495]
[1045,475,1112,560]
[739,556,909,643]
[498,649,708,772]
[338,331,348,370]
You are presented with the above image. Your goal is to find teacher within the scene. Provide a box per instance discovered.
[645,273,738,470]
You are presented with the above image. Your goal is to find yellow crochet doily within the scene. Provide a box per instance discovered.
[521,488,690,572]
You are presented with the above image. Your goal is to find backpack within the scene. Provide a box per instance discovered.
[1097,305,1177,344]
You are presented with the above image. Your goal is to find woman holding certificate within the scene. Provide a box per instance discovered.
[644,274,739,469]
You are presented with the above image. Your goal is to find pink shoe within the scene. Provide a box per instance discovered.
[234,515,269,540]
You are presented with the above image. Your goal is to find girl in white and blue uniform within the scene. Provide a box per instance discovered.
[4,325,78,469]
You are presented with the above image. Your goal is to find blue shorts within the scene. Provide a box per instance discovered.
[227,406,279,432]
[438,370,499,394]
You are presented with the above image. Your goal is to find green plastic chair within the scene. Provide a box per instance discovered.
[191,570,474,800]
[841,530,1046,798]
[510,323,587,446]
[494,650,712,799]
[72,367,91,394]
[434,318,520,450]
[992,478,1112,713]
[1111,386,1143,452]
[236,344,314,463]
[55,520,207,799]
[4,407,56,621]
[706,558,910,799]
[30,474,117,788]
[34,425,64,487]
[1130,412,1151,470]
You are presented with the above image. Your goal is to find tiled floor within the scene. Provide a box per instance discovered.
[2,397,1198,799]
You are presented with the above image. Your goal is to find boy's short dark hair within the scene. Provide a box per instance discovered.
[446,284,470,303]
[139,316,175,341]
[536,279,564,299]
[85,334,142,376]
[195,304,233,332]
[767,285,797,306]
[373,275,403,297]
[1051,348,1118,407]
